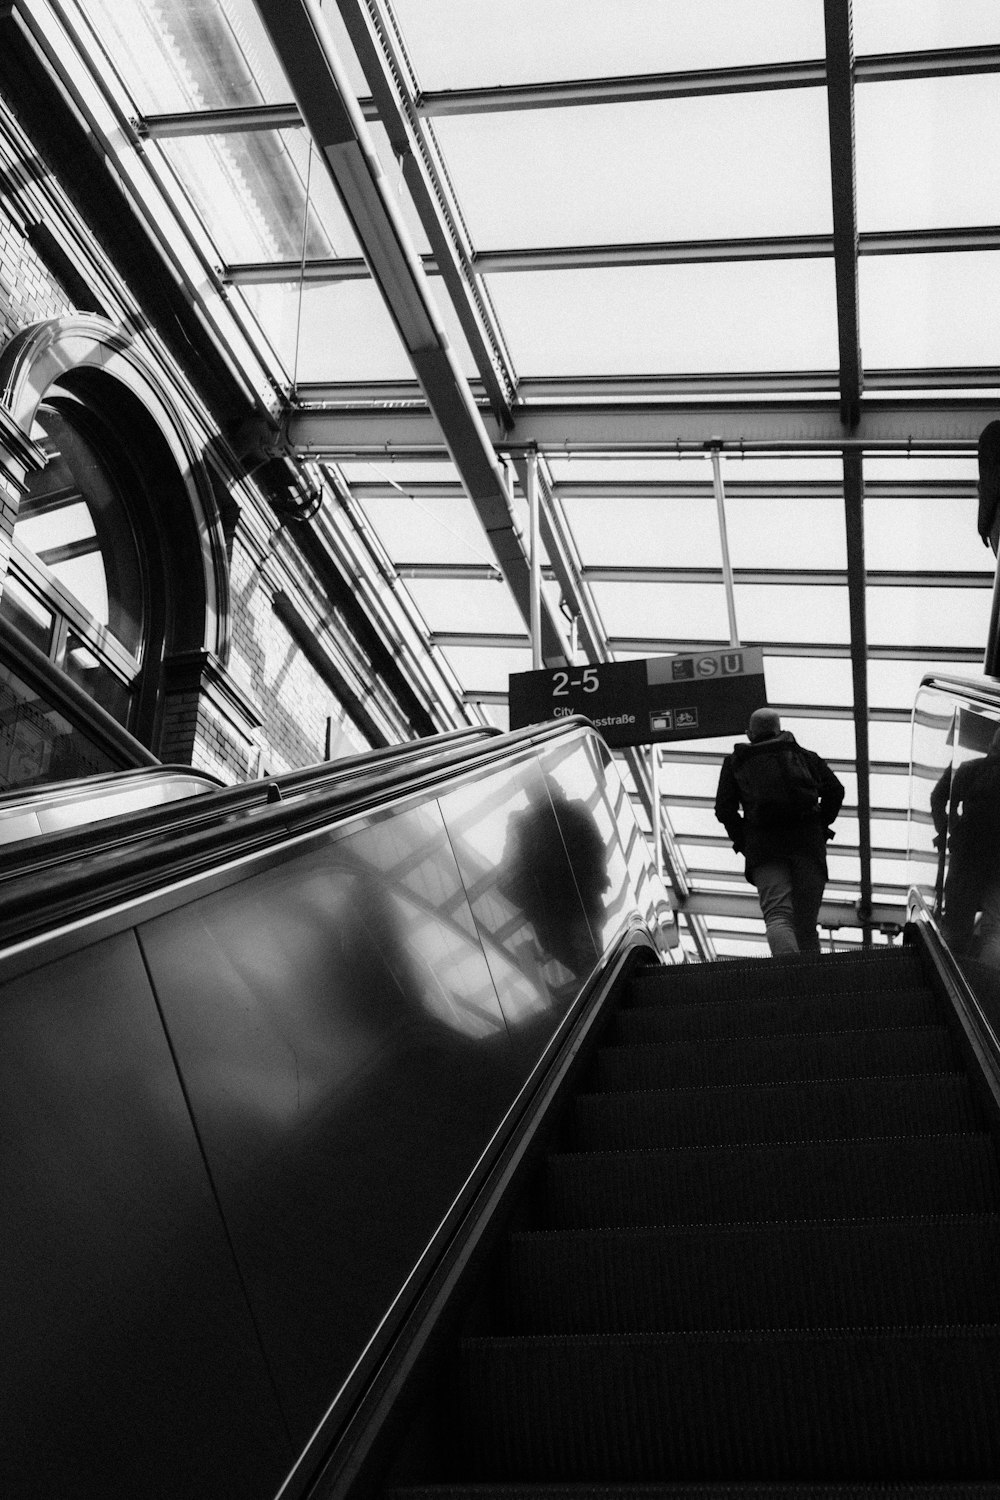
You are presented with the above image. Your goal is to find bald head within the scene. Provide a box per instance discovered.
[748,707,781,743]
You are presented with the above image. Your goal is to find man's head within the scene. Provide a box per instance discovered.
[748,707,782,743]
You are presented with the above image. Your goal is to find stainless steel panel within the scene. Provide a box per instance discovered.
[438,754,600,1056]
[0,931,289,1498]
[138,798,516,1446]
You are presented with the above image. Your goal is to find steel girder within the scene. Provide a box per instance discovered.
[249,0,569,666]
[284,398,997,456]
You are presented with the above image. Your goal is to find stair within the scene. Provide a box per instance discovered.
[390,945,1000,1492]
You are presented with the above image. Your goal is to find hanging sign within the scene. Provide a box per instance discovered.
[508,647,767,749]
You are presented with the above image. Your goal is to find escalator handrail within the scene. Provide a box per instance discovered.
[0,725,497,883]
[918,672,1000,713]
[0,716,597,952]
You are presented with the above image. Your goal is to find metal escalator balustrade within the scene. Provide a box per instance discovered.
[0,718,674,1499]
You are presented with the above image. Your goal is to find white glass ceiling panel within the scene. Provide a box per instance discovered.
[868,721,918,764]
[762,655,855,706]
[591,581,730,640]
[390,0,826,90]
[781,717,856,761]
[237,277,478,382]
[340,462,460,485]
[355,494,494,566]
[870,782,909,818]
[856,77,1000,233]
[404,578,525,635]
[734,585,850,645]
[565,497,722,568]
[435,92,832,248]
[860,253,1000,368]
[726,496,847,570]
[863,495,987,572]
[872,817,908,849]
[869,659,976,709]
[666,807,725,838]
[440,646,532,694]
[853,0,1000,52]
[656,763,722,798]
[827,854,862,883]
[865,458,979,482]
[867,586,991,649]
[157,131,360,264]
[484,262,839,375]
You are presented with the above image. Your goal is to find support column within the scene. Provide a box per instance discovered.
[844,450,874,945]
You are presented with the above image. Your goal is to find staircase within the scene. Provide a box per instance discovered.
[394,945,1000,1493]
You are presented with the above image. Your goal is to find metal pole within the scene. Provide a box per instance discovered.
[527,448,542,670]
[650,742,663,880]
[708,441,740,647]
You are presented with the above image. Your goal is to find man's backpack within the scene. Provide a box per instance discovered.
[734,744,822,823]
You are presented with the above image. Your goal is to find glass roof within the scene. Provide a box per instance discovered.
[71,0,1000,956]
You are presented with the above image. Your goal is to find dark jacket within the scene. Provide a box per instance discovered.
[714,730,845,878]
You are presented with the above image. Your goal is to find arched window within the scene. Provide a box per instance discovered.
[1,393,148,729]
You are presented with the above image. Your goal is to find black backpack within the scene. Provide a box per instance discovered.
[734,743,822,823]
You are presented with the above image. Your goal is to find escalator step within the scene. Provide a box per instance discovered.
[544,1134,1000,1228]
[595,1027,958,1091]
[390,1486,1000,1499]
[504,1215,1000,1334]
[457,1327,1000,1481]
[613,986,940,1043]
[572,1073,980,1149]
[626,950,924,1007]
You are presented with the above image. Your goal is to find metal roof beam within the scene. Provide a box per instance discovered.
[250,0,567,665]
[414,46,1000,115]
[140,45,1000,135]
[223,224,1000,285]
[285,397,998,454]
[824,0,862,427]
[332,0,516,430]
[292,367,1000,403]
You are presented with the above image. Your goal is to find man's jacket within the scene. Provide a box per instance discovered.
[714,730,845,877]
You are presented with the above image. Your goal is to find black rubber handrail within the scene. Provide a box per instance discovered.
[0,725,497,883]
[0,717,591,951]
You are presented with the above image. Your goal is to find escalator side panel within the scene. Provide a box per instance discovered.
[137,795,525,1448]
[0,930,291,1499]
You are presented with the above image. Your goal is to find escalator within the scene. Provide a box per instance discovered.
[387,942,1000,1491]
[7,684,1000,1497]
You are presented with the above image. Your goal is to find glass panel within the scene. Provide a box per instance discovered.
[435,90,832,247]
[763,656,855,706]
[857,77,1000,233]
[727,495,847,570]
[590,580,731,640]
[237,276,479,382]
[870,658,983,709]
[404,578,525,636]
[355,493,494,566]
[484,260,839,375]
[21,405,144,659]
[868,720,917,764]
[62,634,132,724]
[440,646,532,694]
[565,495,723,568]
[853,0,1000,52]
[83,0,298,112]
[0,661,119,790]
[860,252,1000,367]
[867,586,991,649]
[0,576,53,656]
[391,0,826,89]
[158,131,361,264]
[733,585,850,645]
[864,494,987,573]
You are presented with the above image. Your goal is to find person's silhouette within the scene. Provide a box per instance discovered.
[931,726,1000,961]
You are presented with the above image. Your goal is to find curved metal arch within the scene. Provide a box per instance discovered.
[0,314,231,661]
